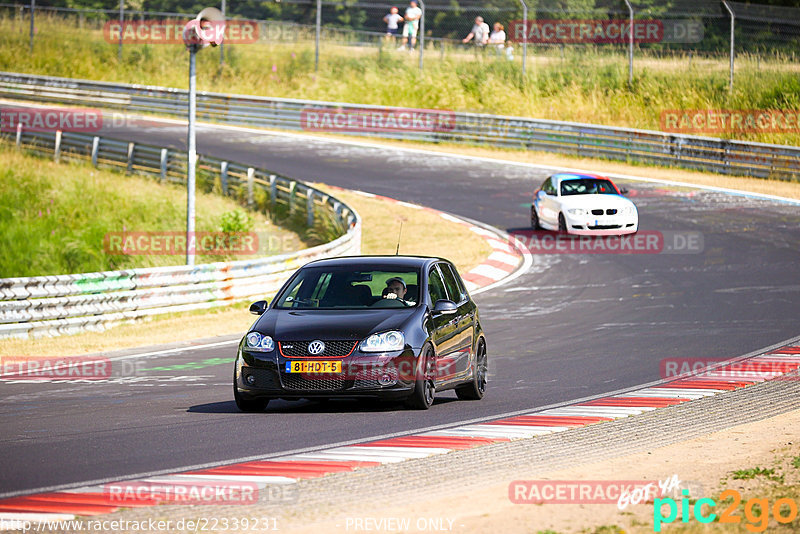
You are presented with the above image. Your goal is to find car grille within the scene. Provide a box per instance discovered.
[606,208,617,215]
[588,224,622,230]
[279,340,358,358]
[591,209,604,215]
[281,374,346,391]
[242,367,280,389]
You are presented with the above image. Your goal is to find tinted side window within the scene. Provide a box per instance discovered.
[428,267,447,304]
[543,177,556,195]
[439,263,466,303]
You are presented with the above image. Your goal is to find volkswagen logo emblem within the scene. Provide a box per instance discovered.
[307,340,325,355]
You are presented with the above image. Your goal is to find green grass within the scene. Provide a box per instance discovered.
[0,146,308,277]
[1,13,798,146]
[731,467,783,483]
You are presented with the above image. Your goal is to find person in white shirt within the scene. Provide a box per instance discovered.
[488,22,512,59]
[383,6,403,43]
[462,16,490,46]
[399,1,422,50]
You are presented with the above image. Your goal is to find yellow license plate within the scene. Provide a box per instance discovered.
[285,361,342,373]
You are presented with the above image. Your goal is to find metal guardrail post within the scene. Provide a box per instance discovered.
[722,0,735,92]
[623,0,633,85]
[186,46,198,267]
[315,0,321,72]
[91,136,99,166]
[29,0,34,54]
[269,174,277,210]
[418,0,425,72]
[53,130,62,162]
[518,0,528,78]
[288,181,297,213]
[220,160,228,195]
[306,190,315,227]
[160,148,168,182]
[118,0,124,62]
[247,167,255,208]
[220,0,226,67]
[126,142,135,174]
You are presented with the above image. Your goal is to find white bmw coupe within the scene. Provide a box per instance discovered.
[531,173,638,236]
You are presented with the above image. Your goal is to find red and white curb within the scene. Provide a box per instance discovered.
[327,187,528,293]
[2,342,799,520]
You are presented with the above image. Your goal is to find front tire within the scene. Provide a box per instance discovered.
[405,345,436,410]
[456,339,487,400]
[558,213,568,233]
[530,204,541,230]
[233,371,268,412]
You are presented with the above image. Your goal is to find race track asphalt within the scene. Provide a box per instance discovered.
[1,120,798,496]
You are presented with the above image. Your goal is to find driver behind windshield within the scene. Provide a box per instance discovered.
[383,277,409,303]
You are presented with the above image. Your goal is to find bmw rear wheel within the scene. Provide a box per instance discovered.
[456,339,487,400]
[406,345,435,410]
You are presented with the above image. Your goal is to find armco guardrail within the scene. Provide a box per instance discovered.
[1,71,799,181]
[0,128,360,339]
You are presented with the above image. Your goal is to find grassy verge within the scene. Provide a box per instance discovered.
[0,14,798,146]
[0,146,309,276]
[0,186,492,357]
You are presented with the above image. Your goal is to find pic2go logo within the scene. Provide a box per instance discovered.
[654,489,799,532]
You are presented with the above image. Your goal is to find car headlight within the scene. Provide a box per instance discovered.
[619,206,636,215]
[359,331,405,352]
[567,208,588,216]
[245,332,275,352]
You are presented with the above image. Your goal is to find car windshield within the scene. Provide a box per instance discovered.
[560,178,618,196]
[274,266,421,309]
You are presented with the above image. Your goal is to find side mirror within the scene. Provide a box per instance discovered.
[537,190,547,199]
[433,299,458,315]
[619,187,629,195]
[249,300,268,315]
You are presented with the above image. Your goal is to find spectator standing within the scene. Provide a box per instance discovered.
[383,6,403,43]
[462,16,490,46]
[399,1,422,50]
[488,22,513,60]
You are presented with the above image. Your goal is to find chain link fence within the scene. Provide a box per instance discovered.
[1,1,799,88]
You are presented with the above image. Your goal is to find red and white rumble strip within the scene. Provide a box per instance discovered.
[1,343,798,519]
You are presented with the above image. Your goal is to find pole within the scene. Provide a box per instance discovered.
[118,0,124,61]
[220,0,226,66]
[418,0,425,71]
[29,0,34,53]
[722,0,734,92]
[186,46,197,266]
[315,0,321,72]
[519,0,528,78]
[623,0,633,85]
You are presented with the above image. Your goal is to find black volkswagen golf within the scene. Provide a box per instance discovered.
[234,256,487,411]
